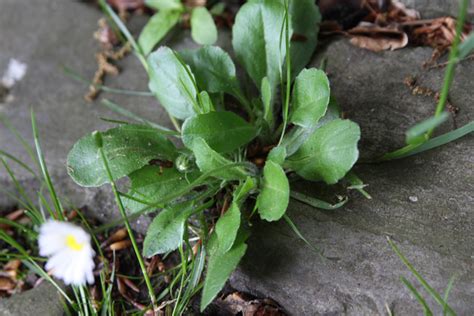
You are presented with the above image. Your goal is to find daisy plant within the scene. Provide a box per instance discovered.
[67,0,361,312]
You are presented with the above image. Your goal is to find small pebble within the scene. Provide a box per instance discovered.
[408,196,418,203]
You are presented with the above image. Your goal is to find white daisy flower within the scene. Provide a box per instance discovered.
[38,220,95,286]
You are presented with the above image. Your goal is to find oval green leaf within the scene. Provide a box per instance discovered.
[148,47,199,120]
[290,68,330,128]
[143,202,194,257]
[67,124,177,187]
[286,119,361,184]
[138,10,181,56]
[191,7,218,45]
[215,202,241,253]
[123,166,199,213]
[232,0,288,90]
[287,0,321,77]
[179,46,241,96]
[200,234,247,311]
[191,138,248,181]
[182,111,257,153]
[257,160,289,221]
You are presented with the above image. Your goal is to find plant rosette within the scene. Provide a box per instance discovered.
[67,0,361,311]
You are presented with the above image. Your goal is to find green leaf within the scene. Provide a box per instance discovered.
[290,68,330,128]
[148,47,198,120]
[257,160,289,221]
[143,203,194,257]
[210,2,226,15]
[286,0,321,77]
[67,124,177,187]
[138,10,181,56]
[199,91,215,113]
[200,234,247,312]
[182,111,257,153]
[261,77,273,125]
[191,138,247,181]
[281,95,341,157]
[232,0,289,90]
[123,166,199,213]
[145,0,183,11]
[286,119,360,184]
[267,146,286,165]
[215,202,241,253]
[191,7,218,45]
[180,46,241,96]
[406,112,450,145]
[234,177,256,203]
[459,32,474,59]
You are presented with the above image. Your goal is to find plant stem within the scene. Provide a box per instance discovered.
[94,132,157,307]
[278,0,292,145]
[427,0,469,136]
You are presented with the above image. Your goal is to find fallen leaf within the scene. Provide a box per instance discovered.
[109,239,131,251]
[94,18,119,49]
[0,276,15,291]
[349,22,408,51]
[215,292,286,316]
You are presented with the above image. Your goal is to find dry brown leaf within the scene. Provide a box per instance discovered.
[94,18,119,49]
[103,228,128,246]
[121,277,140,293]
[109,239,131,251]
[349,22,408,51]
[0,277,15,291]
[216,292,286,316]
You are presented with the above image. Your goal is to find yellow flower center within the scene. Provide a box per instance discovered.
[66,234,84,251]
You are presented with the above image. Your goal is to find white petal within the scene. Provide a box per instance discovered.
[38,220,95,286]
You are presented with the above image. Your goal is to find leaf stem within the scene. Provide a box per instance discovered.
[94,131,157,307]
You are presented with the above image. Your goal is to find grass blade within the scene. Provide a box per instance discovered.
[101,99,179,135]
[443,276,456,316]
[380,121,474,161]
[30,109,64,220]
[62,66,154,97]
[283,214,321,255]
[387,237,456,315]
[0,149,38,176]
[406,112,449,145]
[400,277,433,316]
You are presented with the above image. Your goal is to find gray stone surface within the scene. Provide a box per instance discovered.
[400,0,474,19]
[229,39,474,315]
[0,283,62,316]
[1,1,473,316]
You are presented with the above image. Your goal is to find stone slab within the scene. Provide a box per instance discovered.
[228,38,474,315]
[0,1,473,315]
[0,283,62,316]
